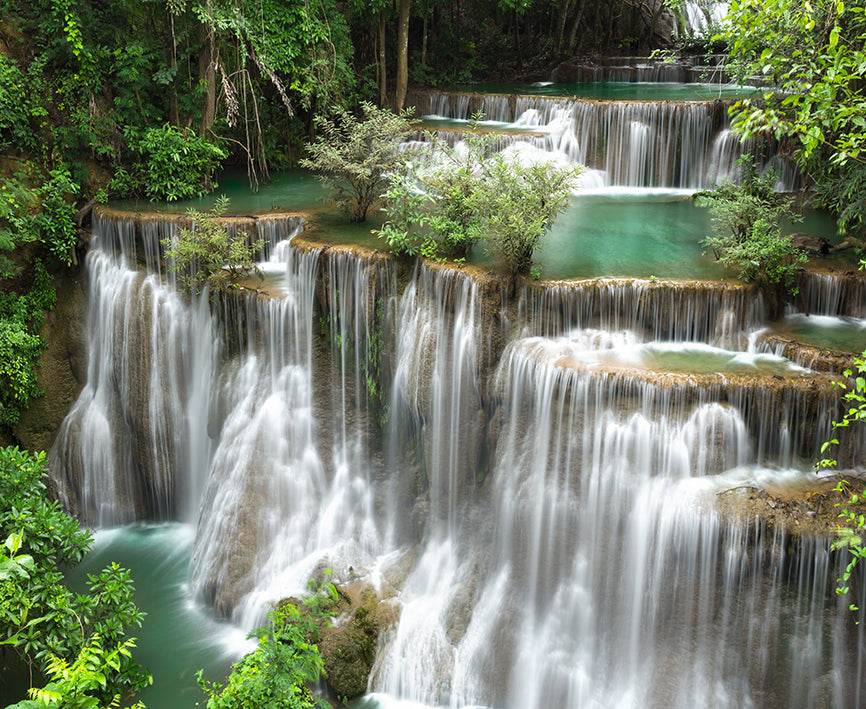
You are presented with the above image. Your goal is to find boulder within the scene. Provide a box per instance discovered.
[789,232,831,255]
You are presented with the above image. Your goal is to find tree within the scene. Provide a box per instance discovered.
[723,0,866,238]
[475,152,580,277]
[300,102,416,222]
[0,447,150,706]
[395,0,412,111]
[696,157,807,317]
[162,196,266,296]
[378,125,582,277]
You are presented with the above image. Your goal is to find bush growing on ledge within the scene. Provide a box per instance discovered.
[300,102,417,222]
[697,157,807,317]
[162,196,266,296]
[378,127,582,277]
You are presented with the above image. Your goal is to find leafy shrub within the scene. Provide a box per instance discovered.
[0,54,48,152]
[0,262,57,428]
[378,126,489,260]
[379,126,581,276]
[197,603,328,709]
[696,157,807,316]
[162,196,266,295]
[0,447,150,705]
[475,154,581,277]
[301,102,417,222]
[0,166,80,268]
[130,125,226,202]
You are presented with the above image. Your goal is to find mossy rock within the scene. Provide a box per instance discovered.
[319,583,392,700]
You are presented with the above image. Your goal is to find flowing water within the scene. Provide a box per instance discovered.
[46,84,866,708]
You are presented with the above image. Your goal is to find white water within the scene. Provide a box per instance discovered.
[50,196,866,707]
[419,92,799,191]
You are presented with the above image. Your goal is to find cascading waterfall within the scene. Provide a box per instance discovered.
[51,190,865,704]
[51,216,217,526]
[389,263,482,536]
[414,91,799,190]
[371,331,862,709]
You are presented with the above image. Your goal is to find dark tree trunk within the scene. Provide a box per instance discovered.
[378,9,388,107]
[395,0,411,112]
[198,22,216,135]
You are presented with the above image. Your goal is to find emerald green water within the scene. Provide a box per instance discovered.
[770,315,866,354]
[115,173,843,280]
[64,525,240,709]
[446,81,760,102]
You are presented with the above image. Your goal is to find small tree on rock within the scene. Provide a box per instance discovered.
[696,157,807,318]
[162,196,266,296]
[379,131,581,278]
[301,102,416,222]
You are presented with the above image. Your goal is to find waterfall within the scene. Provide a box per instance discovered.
[52,207,865,707]
[370,330,862,708]
[390,263,482,536]
[517,278,764,348]
[51,217,217,525]
[414,91,800,190]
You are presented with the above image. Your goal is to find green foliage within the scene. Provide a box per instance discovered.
[162,196,265,295]
[812,160,866,241]
[817,352,866,614]
[10,635,147,709]
[697,157,807,312]
[724,0,866,167]
[0,166,79,269]
[0,54,48,152]
[0,446,150,704]
[475,153,580,277]
[723,0,866,239]
[379,126,581,276]
[378,124,490,259]
[197,603,328,709]
[300,102,417,222]
[0,261,57,428]
[128,125,226,202]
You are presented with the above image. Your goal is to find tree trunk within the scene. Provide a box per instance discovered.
[395,0,411,112]
[421,3,428,67]
[514,10,523,70]
[167,10,179,125]
[555,0,574,55]
[198,21,216,135]
[566,0,589,54]
[378,9,388,107]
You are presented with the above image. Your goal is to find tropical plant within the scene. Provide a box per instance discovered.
[0,262,57,428]
[162,196,266,295]
[301,102,417,222]
[696,157,807,316]
[8,635,147,709]
[378,125,581,275]
[0,446,150,705]
[723,0,866,239]
[197,603,328,709]
[129,125,227,202]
